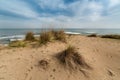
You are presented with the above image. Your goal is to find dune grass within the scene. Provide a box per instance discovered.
[87,34,97,37]
[101,34,120,39]
[53,30,66,42]
[8,29,67,47]
[39,29,66,44]
[9,41,26,47]
[25,32,35,41]
[39,31,54,44]
[56,45,91,70]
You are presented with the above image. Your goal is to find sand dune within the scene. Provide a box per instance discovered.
[0,35,120,80]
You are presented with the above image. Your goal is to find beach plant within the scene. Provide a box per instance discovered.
[25,32,35,41]
[101,34,120,39]
[39,29,66,44]
[53,30,66,42]
[87,34,97,37]
[55,45,91,70]
[40,31,54,44]
[9,41,26,47]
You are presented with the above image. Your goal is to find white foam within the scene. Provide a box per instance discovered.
[0,32,82,42]
[0,34,40,43]
[65,32,80,34]
[10,38,23,42]
[0,35,25,40]
[34,35,40,37]
[85,32,96,34]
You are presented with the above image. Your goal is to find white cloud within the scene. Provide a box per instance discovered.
[36,0,66,9]
[0,0,120,28]
[109,0,120,7]
[0,0,39,18]
[87,2,103,21]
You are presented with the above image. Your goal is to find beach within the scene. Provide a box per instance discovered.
[0,34,120,80]
[1,0,120,80]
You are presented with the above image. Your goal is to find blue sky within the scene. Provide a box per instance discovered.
[0,0,120,28]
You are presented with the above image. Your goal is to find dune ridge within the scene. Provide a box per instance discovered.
[0,34,120,80]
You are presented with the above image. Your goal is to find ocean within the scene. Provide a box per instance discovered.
[0,28,120,44]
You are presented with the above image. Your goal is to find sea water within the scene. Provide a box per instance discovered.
[0,28,120,44]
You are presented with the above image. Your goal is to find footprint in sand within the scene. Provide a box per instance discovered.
[118,68,120,70]
[50,74,55,80]
[53,69,56,72]
[107,69,115,77]
[24,66,34,80]
[0,77,5,80]
[0,65,6,69]
[38,59,49,70]
[0,65,7,72]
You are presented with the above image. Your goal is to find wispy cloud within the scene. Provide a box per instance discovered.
[109,0,120,7]
[0,0,39,18]
[0,0,120,28]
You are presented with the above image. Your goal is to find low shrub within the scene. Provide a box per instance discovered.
[56,46,90,70]
[53,30,66,42]
[87,34,97,37]
[25,32,35,41]
[101,34,120,39]
[9,41,26,47]
[39,30,66,44]
[40,31,54,44]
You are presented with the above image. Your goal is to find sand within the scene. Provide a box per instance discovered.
[0,35,120,80]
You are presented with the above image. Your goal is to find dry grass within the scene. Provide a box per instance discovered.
[9,30,66,46]
[39,29,66,44]
[40,31,54,44]
[25,32,35,41]
[56,46,91,70]
[87,34,97,37]
[101,34,120,39]
[53,30,66,42]
[9,41,26,47]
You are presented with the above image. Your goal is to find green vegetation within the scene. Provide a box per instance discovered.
[9,29,67,47]
[9,41,26,47]
[53,30,66,42]
[40,31,54,44]
[101,34,120,39]
[25,32,35,41]
[39,30,66,44]
[87,34,97,37]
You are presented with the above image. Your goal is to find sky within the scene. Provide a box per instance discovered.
[0,0,120,28]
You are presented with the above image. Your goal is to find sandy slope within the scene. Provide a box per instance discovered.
[0,35,120,80]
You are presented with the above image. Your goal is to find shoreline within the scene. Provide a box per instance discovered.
[0,31,120,43]
[0,33,120,49]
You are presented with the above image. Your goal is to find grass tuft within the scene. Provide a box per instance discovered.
[25,32,35,41]
[101,34,120,39]
[53,30,66,42]
[9,41,26,47]
[56,45,91,70]
[40,31,54,44]
[87,34,97,37]
[39,29,66,44]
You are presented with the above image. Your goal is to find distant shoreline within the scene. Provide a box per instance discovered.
[0,29,120,45]
[0,33,120,46]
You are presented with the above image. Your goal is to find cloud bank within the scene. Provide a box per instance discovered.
[0,0,120,28]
